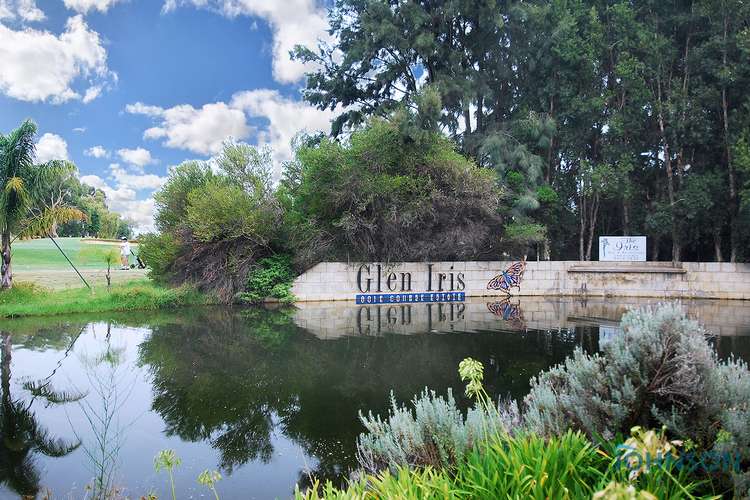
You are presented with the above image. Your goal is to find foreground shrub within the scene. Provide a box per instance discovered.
[524,304,750,447]
[356,389,490,474]
[456,430,604,499]
[522,303,750,493]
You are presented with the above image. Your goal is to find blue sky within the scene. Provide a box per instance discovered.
[0,0,334,231]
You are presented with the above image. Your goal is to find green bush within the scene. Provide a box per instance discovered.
[146,143,284,301]
[356,388,515,474]
[235,254,296,304]
[282,116,504,267]
[455,430,604,499]
[522,303,750,493]
[138,233,181,282]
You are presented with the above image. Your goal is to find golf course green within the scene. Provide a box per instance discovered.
[11,237,146,289]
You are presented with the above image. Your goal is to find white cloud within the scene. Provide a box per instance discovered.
[230,89,335,171]
[127,101,251,155]
[128,90,334,178]
[109,163,167,190]
[116,147,156,167]
[127,90,334,177]
[124,102,163,117]
[35,133,69,163]
[82,84,102,103]
[162,0,329,83]
[63,0,123,14]
[84,145,108,158]
[0,15,114,103]
[0,0,45,22]
[73,126,87,133]
[80,163,168,232]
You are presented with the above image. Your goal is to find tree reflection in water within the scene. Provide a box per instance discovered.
[138,306,594,487]
[0,330,82,497]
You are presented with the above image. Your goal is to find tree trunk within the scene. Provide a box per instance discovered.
[721,15,738,262]
[714,228,723,262]
[651,235,660,262]
[623,198,630,236]
[657,91,680,262]
[585,195,600,261]
[1,231,11,290]
[579,196,586,261]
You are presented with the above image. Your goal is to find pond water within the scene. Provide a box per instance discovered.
[1,297,749,499]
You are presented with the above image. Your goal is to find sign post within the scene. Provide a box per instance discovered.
[598,236,647,261]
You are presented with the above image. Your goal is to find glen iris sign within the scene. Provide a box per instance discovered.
[599,236,647,262]
[355,263,466,304]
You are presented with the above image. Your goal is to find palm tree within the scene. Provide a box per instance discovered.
[0,119,84,289]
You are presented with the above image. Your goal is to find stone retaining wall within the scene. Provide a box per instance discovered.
[291,261,750,302]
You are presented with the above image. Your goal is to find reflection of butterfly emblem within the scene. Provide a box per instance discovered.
[486,298,525,329]
[487,259,527,295]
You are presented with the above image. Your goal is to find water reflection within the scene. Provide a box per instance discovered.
[294,297,750,338]
[137,307,590,490]
[0,298,747,498]
[0,330,81,497]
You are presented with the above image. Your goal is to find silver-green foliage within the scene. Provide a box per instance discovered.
[524,303,750,465]
[356,389,514,474]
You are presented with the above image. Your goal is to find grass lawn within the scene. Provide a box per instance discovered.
[10,237,146,289]
[0,280,214,318]
[11,237,135,271]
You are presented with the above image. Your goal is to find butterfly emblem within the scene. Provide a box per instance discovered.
[487,259,527,295]
[486,298,525,329]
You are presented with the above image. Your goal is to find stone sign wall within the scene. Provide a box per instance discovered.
[291,260,750,302]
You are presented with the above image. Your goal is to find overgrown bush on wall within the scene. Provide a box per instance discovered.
[235,254,296,304]
[280,102,506,269]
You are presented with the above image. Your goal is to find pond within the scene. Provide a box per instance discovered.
[1,297,749,499]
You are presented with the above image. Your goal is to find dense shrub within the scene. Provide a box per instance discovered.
[523,304,750,445]
[300,429,703,499]
[142,142,283,301]
[282,115,505,268]
[357,389,483,474]
[522,303,750,492]
[235,254,296,304]
[138,233,181,283]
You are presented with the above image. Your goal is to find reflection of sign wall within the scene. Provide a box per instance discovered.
[599,236,647,261]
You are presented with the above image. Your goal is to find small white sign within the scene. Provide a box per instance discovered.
[599,236,647,261]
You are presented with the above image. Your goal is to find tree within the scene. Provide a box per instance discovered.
[293,0,750,263]
[0,120,83,289]
[282,107,505,266]
[142,141,282,301]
